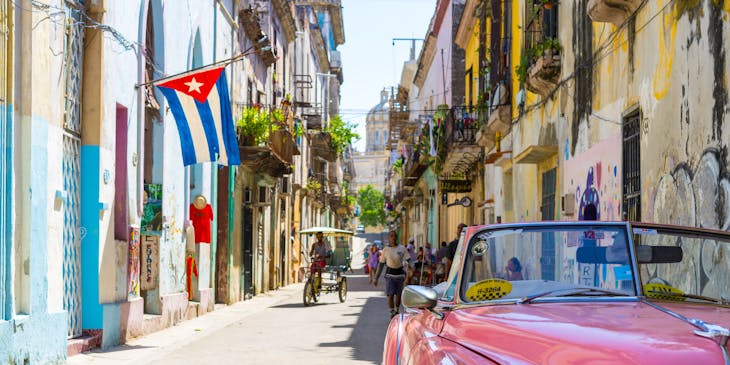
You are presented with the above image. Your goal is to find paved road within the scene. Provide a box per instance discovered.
[70,237,391,365]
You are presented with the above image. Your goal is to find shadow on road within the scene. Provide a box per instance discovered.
[317,274,390,364]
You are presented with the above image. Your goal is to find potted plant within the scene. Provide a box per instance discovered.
[236,107,281,146]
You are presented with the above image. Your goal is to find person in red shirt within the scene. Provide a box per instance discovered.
[190,195,213,243]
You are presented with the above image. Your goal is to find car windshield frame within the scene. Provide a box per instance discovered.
[456,221,640,305]
[633,222,730,306]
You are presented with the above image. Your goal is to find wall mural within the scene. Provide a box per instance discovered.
[564,134,622,221]
[650,148,730,230]
[647,148,729,298]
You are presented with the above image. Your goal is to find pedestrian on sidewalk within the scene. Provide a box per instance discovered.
[374,230,407,319]
[367,244,380,284]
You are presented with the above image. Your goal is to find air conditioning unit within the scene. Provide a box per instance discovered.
[257,186,271,205]
[562,193,575,215]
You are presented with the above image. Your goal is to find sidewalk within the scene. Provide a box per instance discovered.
[67,283,303,365]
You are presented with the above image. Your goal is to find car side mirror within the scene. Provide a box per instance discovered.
[635,246,683,263]
[402,285,438,310]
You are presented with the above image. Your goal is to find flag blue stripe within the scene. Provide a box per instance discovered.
[159,87,198,165]
[216,71,240,166]
[194,99,220,161]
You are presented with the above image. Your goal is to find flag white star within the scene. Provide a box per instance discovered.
[184,77,204,93]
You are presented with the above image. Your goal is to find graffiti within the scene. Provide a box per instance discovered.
[140,234,159,290]
[128,227,140,297]
[651,148,729,230]
[577,166,601,220]
[564,134,622,221]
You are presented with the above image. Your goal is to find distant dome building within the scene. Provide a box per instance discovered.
[366,89,390,152]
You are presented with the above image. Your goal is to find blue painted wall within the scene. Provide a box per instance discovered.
[81,145,103,329]
[0,116,66,365]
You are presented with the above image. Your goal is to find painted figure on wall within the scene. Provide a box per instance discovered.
[190,195,213,244]
[578,166,600,221]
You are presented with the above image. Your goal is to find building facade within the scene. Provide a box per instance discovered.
[0,0,349,361]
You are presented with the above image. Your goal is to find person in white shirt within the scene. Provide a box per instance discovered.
[374,230,407,318]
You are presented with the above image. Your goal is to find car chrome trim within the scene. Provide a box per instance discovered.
[454,296,640,309]
[641,298,730,365]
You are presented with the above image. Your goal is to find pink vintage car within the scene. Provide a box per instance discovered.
[383,222,730,364]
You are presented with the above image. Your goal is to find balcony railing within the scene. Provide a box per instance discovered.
[444,106,480,148]
[523,3,561,96]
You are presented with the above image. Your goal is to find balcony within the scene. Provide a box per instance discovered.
[526,53,561,97]
[441,106,482,177]
[403,150,429,187]
[238,8,276,66]
[387,86,416,151]
[238,108,299,178]
[308,131,337,162]
[523,4,561,97]
[479,83,511,149]
[587,0,641,26]
[330,50,343,82]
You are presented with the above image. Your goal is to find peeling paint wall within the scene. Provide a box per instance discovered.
[578,0,730,228]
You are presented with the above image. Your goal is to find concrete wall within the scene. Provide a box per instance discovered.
[553,0,730,229]
[1,1,67,363]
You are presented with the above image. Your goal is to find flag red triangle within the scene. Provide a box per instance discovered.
[158,67,224,103]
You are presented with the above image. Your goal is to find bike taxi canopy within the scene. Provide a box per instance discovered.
[299,226,354,236]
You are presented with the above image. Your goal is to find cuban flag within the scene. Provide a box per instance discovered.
[157,67,240,166]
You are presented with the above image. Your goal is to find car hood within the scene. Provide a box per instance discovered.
[441,301,730,365]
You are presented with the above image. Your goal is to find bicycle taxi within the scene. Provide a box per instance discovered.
[299,226,353,306]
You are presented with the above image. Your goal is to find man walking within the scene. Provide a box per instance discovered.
[374,230,407,318]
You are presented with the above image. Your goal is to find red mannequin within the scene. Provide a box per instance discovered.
[190,195,213,244]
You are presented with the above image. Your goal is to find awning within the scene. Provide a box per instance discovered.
[299,226,354,237]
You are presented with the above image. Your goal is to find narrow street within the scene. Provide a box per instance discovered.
[69,238,390,365]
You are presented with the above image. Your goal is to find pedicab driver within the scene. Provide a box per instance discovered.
[309,232,331,287]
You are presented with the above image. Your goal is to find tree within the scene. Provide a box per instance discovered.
[326,115,360,155]
[357,185,385,227]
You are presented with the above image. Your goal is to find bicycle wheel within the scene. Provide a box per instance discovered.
[338,277,347,303]
[303,278,314,306]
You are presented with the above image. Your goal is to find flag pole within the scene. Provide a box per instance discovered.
[136,44,271,88]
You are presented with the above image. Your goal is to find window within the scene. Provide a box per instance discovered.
[622,109,641,221]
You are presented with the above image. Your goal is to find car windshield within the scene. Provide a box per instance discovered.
[460,224,636,303]
[635,226,730,304]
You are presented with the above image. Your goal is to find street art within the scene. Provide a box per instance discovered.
[648,148,730,298]
[650,148,729,230]
[564,134,622,221]
[128,227,140,298]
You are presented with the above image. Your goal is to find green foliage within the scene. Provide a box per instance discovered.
[306,178,322,194]
[392,158,404,176]
[357,185,385,227]
[325,115,360,155]
[237,107,281,145]
[294,120,305,138]
[515,37,560,84]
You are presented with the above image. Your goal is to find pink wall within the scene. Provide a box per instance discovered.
[563,134,622,221]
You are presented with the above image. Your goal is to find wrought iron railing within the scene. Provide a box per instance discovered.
[444,106,481,149]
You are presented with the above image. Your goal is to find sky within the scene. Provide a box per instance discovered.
[338,0,437,152]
